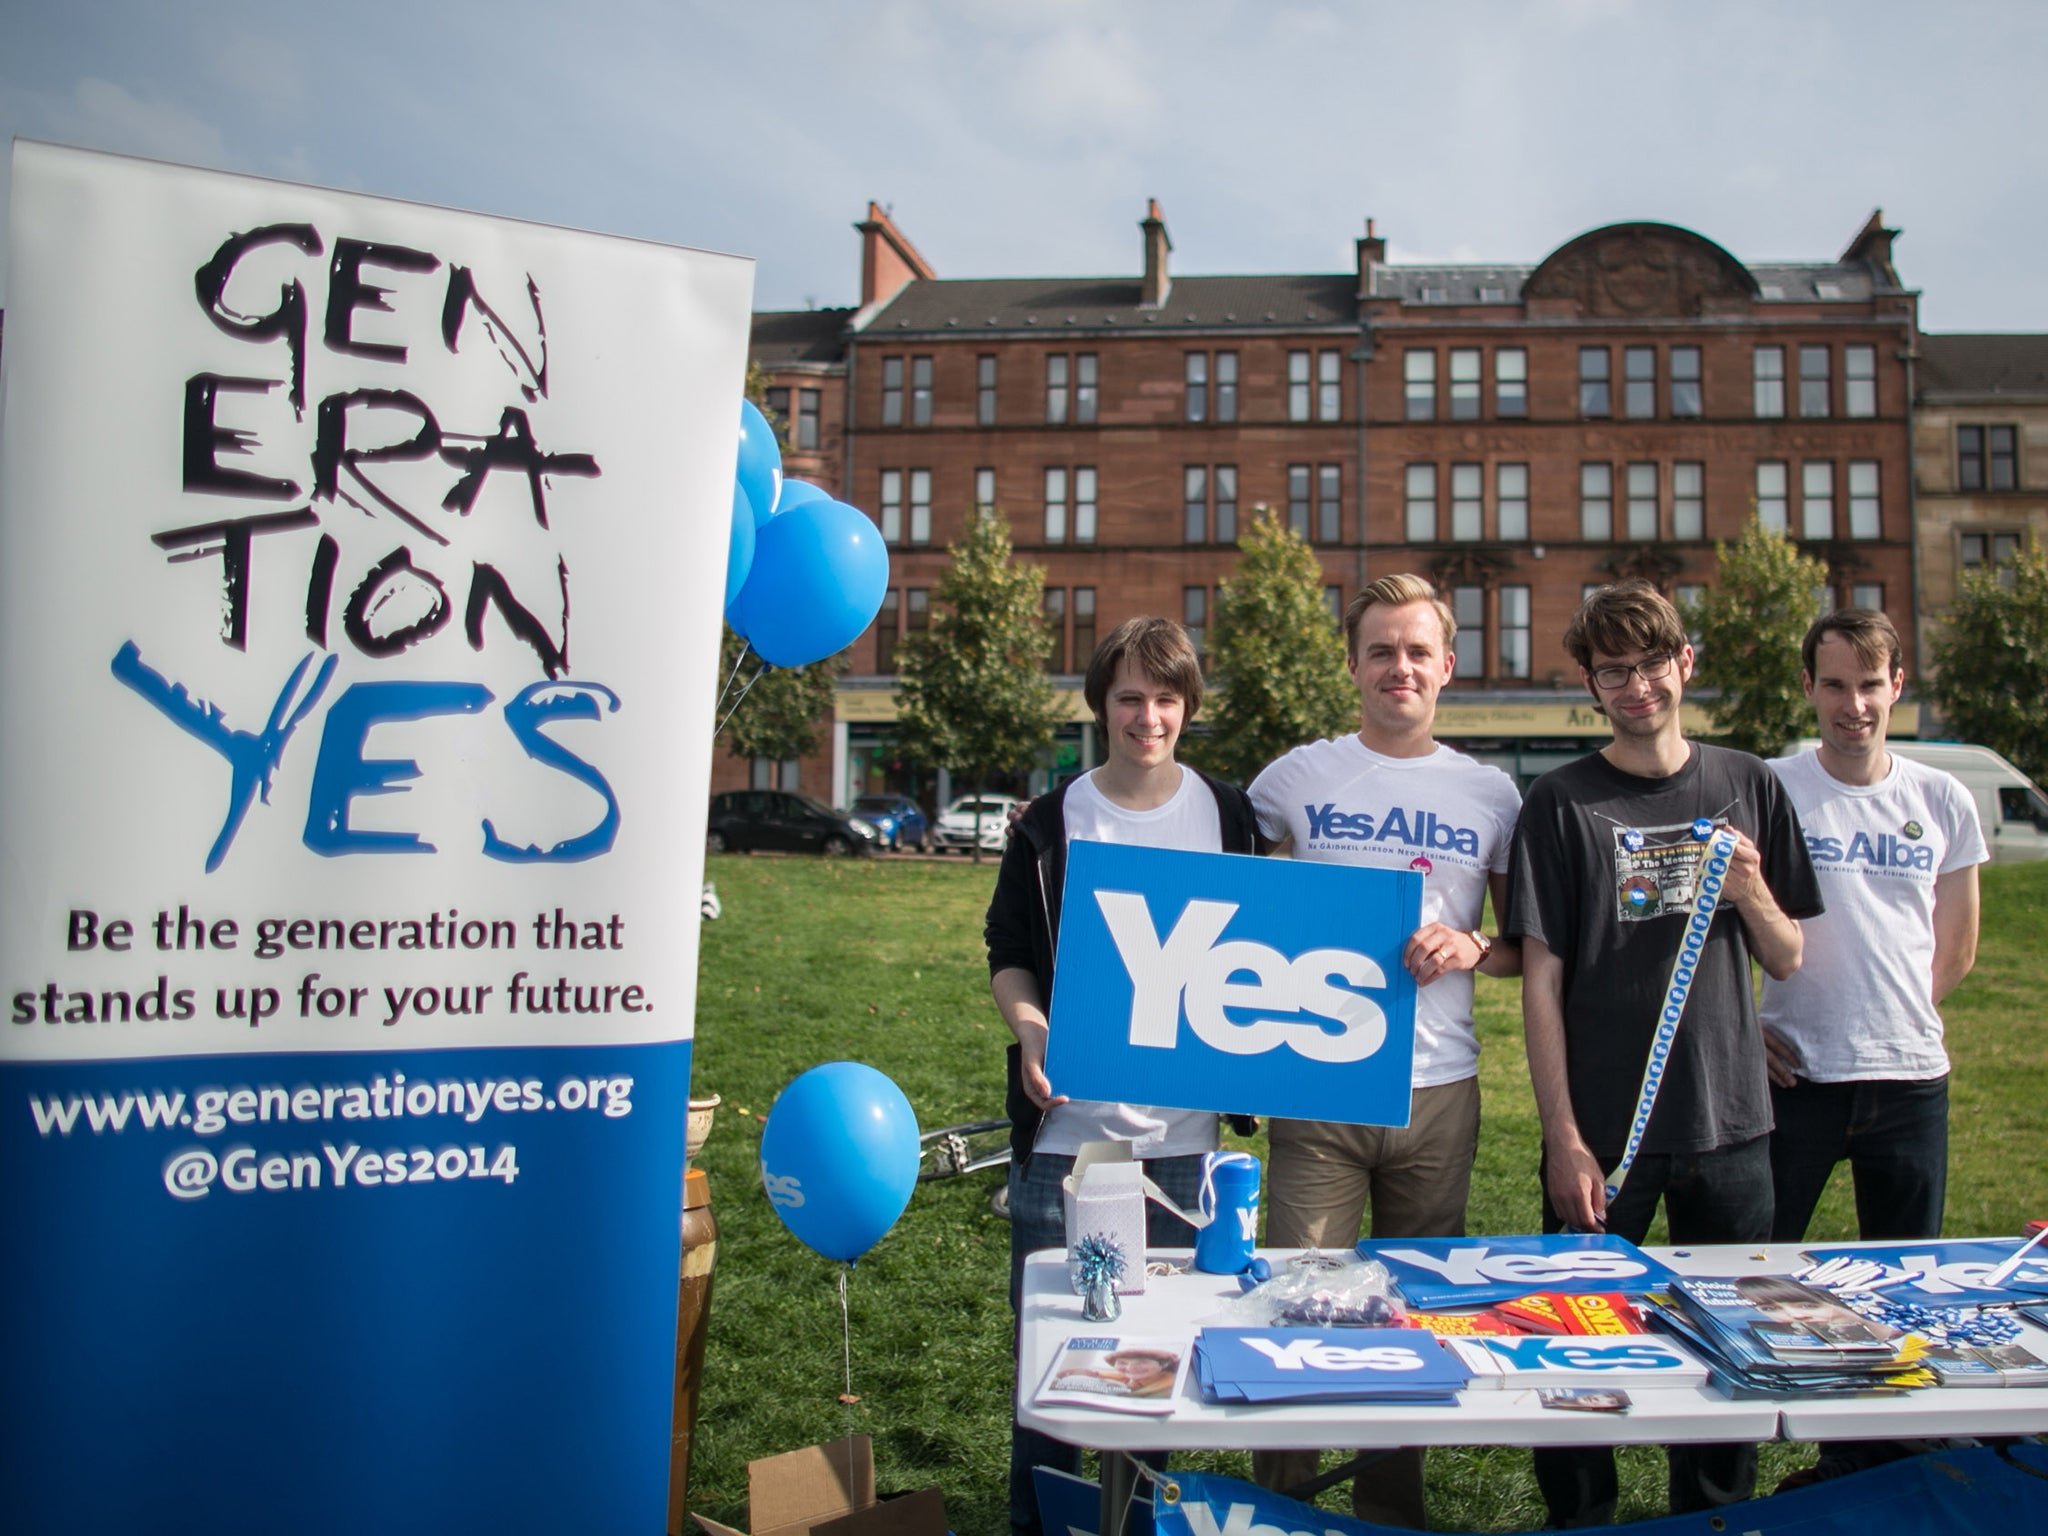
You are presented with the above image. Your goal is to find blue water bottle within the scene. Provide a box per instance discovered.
[1193,1150,1261,1274]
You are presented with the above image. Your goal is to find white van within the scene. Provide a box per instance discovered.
[1780,740,2048,863]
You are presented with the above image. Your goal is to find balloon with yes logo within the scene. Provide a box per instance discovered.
[759,1062,920,1263]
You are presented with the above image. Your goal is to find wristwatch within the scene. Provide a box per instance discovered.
[1467,929,1494,962]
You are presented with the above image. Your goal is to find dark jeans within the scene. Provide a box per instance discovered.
[1533,1135,1774,1527]
[1008,1147,1205,1536]
[1769,1076,1948,1243]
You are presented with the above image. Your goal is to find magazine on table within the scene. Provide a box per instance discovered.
[1033,1336,1190,1415]
[1925,1340,2048,1388]
[1447,1333,1709,1390]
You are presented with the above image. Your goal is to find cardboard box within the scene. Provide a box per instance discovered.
[691,1436,947,1536]
[1063,1143,1149,1296]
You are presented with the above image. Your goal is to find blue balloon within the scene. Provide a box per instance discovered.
[774,478,831,515]
[736,400,782,531]
[732,499,890,668]
[759,1062,920,1263]
[726,482,757,611]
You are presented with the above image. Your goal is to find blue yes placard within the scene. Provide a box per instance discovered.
[1361,1233,1680,1307]
[1046,842,1420,1126]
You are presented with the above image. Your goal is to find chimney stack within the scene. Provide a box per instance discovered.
[1140,198,1173,309]
[856,201,936,312]
[1356,217,1386,299]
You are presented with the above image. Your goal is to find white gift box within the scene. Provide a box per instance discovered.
[1062,1145,1150,1295]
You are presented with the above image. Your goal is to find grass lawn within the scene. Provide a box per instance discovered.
[685,853,2048,1534]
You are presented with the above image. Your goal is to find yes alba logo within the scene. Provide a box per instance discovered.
[1095,891,1391,1062]
[1805,828,1936,871]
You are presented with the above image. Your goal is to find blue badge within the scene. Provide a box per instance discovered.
[1627,887,1649,907]
[1691,818,1714,841]
[1621,828,1644,852]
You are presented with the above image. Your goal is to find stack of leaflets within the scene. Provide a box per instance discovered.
[1647,1276,1929,1396]
[1359,1234,1679,1310]
[1033,1335,1190,1414]
[1446,1333,1709,1390]
[1924,1341,2048,1388]
[1193,1328,1470,1405]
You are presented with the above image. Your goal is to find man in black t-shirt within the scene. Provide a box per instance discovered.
[1505,582,1821,1526]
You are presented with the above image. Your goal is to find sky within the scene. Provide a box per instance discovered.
[4,0,2047,331]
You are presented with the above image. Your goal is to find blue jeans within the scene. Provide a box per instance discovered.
[1008,1148,1205,1536]
[1533,1135,1774,1527]
[1769,1076,1948,1242]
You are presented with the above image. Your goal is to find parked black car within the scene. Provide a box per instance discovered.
[706,790,881,856]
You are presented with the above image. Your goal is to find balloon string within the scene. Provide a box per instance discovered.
[839,1265,855,1489]
[714,660,771,738]
[716,642,757,713]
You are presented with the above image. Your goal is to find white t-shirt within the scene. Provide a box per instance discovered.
[1247,735,1521,1086]
[1760,749,1987,1081]
[1037,766,1224,1158]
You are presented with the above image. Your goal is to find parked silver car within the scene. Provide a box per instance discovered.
[932,794,1019,853]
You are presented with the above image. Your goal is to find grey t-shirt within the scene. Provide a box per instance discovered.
[1504,743,1823,1159]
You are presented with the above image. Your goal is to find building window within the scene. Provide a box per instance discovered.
[1074,466,1097,543]
[877,589,899,673]
[1959,424,2019,491]
[1754,346,1785,417]
[1405,463,1437,541]
[906,589,929,651]
[1287,464,1312,539]
[1184,466,1208,543]
[909,468,931,544]
[881,357,904,426]
[1671,346,1702,417]
[1579,348,1611,417]
[766,385,790,428]
[1802,460,1834,539]
[1961,529,2024,588]
[1675,584,1706,650]
[1046,355,1069,425]
[977,355,997,426]
[1073,587,1097,663]
[1043,466,1068,543]
[910,355,933,426]
[1324,586,1344,626]
[1451,587,1484,678]
[1288,351,1311,422]
[1183,587,1207,661]
[1043,587,1066,673]
[1624,347,1656,419]
[1496,347,1527,418]
[1845,344,1876,418]
[1216,466,1239,544]
[1626,462,1658,540]
[1215,351,1238,423]
[1405,351,1435,420]
[1497,463,1529,541]
[1580,463,1613,539]
[1185,353,1208,422]
[1848,460,1880,540]
[1756,461,1788,533]
[1851,582,1884,612]
[1451,463,1483,541]
[1316,464,1340,543]
[1075,352,1098,425]
[797,388,821,450]
[1499,585,1531,679]
[1318,349,1342,421]
[975,467,996,509]
[879,468,902,542]
[1798,345,1831,418]
[1450,348,1481,421]
[1673,462,1704,540]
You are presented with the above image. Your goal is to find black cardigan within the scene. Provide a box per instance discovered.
[982,768,1264,1163]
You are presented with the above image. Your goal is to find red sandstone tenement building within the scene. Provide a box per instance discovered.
[738,201,1954,805]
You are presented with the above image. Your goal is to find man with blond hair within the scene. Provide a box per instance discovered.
[1505,580,1820,1525]
[1247,573,1522,1528]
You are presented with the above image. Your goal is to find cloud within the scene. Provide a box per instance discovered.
[48,76,229,168]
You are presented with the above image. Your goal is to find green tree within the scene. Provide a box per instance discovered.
[1684,517,1830,758]
[1193,509,1355,783]
[1926,546,2048,784]
[893,509,1065,860]
[717,626,843,767]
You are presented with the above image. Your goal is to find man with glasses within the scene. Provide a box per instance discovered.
[1504,580,1820,1525]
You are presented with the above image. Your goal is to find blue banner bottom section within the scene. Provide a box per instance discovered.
[0,1039,694,1536]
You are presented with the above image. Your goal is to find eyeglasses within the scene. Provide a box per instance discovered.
[1589,654,1676,690]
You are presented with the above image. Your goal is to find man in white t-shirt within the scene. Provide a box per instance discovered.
[1762,608,1986,1245]
[1246,573,1522,1530]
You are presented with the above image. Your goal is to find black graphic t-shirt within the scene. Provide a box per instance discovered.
[1504,744,1823,1159]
